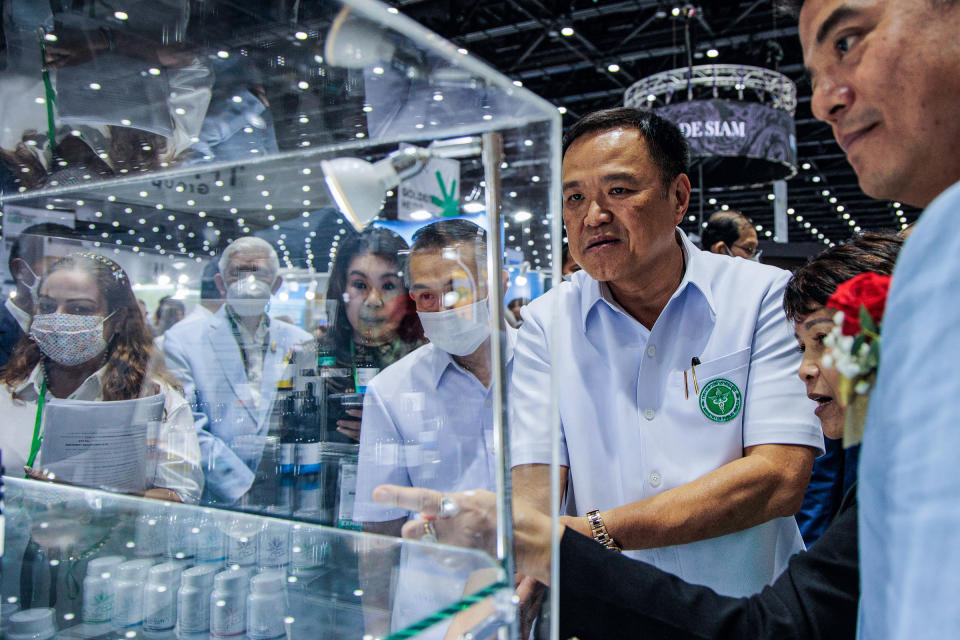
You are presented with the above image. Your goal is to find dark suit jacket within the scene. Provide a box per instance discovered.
[0,301,24,369]
[559,486,858,639]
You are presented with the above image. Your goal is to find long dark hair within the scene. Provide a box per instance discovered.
[1,252,176,400]
[324,228,423,361]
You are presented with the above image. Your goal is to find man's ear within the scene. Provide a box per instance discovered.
[709,241,728,255]
[271,276,283,295]
[672,173,692,224]
[10,258,32,285]
[214,273,227,297]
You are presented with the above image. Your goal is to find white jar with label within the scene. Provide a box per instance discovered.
[246,571,286,640]
[113,559,155,628]
[210,569,247,639]
[177,564,218,636]
[143,562,183,633]
[81,555,125,625]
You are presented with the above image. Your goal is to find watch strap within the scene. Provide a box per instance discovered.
[586,509,621,552]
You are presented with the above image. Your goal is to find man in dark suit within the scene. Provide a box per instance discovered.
[1,223,82,367]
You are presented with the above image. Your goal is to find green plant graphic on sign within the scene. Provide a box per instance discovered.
[430,171,459,217]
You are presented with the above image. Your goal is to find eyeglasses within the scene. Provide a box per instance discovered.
[731,243,762,259]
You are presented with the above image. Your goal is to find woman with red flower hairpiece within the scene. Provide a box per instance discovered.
[369,232,902,640]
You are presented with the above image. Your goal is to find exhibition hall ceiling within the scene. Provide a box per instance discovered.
[395,0,917,245]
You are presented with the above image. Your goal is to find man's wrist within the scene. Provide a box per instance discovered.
[586,509,621,552]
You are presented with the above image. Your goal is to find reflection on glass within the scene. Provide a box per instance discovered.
[0,0,559,637]
[1,479,504,640]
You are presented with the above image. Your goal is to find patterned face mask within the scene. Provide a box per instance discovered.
[30,311,115,367]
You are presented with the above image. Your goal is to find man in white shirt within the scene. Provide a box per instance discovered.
[511,108,823,597]
[790,0,960,636]
[354,219,516,638]
[164,236,311,504]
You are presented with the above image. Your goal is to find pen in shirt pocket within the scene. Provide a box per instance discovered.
[689,357,701,397]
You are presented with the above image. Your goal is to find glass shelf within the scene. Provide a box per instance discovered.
[1,478,509,640]
[1,1,561,637]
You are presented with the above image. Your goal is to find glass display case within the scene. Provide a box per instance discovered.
[1,0,561,638]
[1,478,508,640]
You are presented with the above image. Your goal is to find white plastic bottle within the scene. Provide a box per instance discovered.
[246,571,286,640]
[143,562,183,633]
[209,569,247,639]
[177,564,218,637]
[112,559,155,629]
[81,555,125,625]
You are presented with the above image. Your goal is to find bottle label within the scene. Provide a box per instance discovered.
[318,356,336,367]
[258,527,289,569]
[337,462,361,530]
[143,597,175,632]
[210,594,245,637]
[321,367,351,379]
[82,585,114,624]
[355,367,379,394]
[247,597,286,640]
[296,442,321,474]
[227,534,257,567]
[178,590,211,633]
[279,443,295,474]
[297,478,321,512]
[196,528,226,564]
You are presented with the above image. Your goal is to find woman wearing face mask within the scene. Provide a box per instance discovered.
[320,228,424,442]
[0,252,203,504]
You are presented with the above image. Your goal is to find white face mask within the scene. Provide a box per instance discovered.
[227,277,273,317]
[20,262,41,302]
[30,311,115,366]
[417,298,491,357]
[724,245,760,262]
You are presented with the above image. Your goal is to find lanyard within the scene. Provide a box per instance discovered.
[226,311,271,378]
[38,31,58,153]
[26,377,47,470]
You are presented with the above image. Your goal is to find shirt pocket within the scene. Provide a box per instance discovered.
[693,347,751,424]
[694,347,751,381]
[659,348,752,484]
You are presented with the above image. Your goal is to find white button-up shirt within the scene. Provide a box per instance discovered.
[354,328,516,523]
[0,364,204,503]
[510,230,823,597]
[353,330,516,639]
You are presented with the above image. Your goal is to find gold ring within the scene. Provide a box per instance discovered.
[423,521,438,543]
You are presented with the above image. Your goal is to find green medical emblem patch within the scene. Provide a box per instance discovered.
[699,377,743,423]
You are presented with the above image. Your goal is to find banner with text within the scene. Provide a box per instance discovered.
[656,99,796,187]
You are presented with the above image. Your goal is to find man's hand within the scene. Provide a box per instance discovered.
[372,485,561,585]
[337,407,362,440]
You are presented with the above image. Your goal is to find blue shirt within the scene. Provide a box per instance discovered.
[511,230,823,597]
[859,179,960,638]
